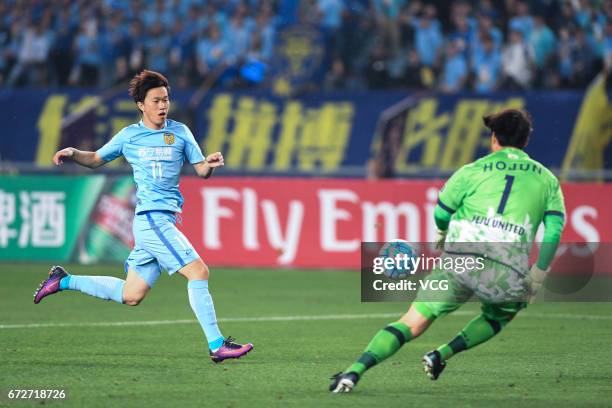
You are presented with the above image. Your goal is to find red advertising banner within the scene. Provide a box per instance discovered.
[179,177,611,269]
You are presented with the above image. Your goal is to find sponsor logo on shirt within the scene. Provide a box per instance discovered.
[471,215,526,236]
[138,147,173,161]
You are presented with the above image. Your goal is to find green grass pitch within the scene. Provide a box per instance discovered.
[1,264,611,407]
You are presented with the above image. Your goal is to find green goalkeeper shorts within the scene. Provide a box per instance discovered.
[413,254,527,321]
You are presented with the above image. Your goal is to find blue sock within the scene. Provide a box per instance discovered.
[59,275,124,304]
[59,275,71,290]
[187,280,224,351]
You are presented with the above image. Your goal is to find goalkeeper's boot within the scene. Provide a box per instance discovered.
[34,266,68,304]
[329,372,359,393]
[422,350,446,380]
[209,337,253,363]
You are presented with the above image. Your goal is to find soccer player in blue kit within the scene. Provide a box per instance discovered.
[34,70,253,363]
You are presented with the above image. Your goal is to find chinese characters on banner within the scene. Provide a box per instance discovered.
[0,190,66,249]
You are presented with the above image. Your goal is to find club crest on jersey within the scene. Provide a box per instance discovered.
[164,133,175,145]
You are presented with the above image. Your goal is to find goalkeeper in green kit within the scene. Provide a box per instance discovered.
[330,108,566,393]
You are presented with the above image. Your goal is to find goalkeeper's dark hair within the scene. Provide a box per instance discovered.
[128,70,170,104]
[483,108,533,149]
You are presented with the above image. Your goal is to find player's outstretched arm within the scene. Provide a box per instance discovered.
[53,147,106,169]
[193,152,224,179]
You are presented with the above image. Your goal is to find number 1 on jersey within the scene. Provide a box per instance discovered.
[151,162,163,180]
[497,175,515,214]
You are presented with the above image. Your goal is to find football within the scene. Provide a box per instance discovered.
[378,239,417,280]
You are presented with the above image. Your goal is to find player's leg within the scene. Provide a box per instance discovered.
[177,259,222,349]
[177,258,253,362]
[34,210,161,306]
[34,265,125,304]
[330,301,461,393]
[347,304,433,374]
[330,265,471,392]
[329,270,472,393]
[429,261,528,377]
[34,259,158,305]
[122,266,155,306]
[143,210,252,362]
[435,301,525,363]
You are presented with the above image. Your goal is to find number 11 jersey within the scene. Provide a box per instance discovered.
[96,119,205,214]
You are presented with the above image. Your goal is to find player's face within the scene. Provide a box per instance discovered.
[139,86,170,129]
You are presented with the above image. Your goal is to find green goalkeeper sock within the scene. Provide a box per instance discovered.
[346,322,412,377]
[437,314,503,361]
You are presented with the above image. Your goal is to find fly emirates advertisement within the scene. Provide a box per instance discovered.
[178,178,609,270]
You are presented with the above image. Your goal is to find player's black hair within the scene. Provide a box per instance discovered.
[128,70,170,105]
[483,108,533,149]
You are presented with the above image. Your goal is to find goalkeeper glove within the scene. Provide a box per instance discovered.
[527,264,549,303]
[435,229,447,251]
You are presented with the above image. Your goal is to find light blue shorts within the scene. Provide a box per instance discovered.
[125,211,200,287]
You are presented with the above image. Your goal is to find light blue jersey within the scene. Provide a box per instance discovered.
[96,119,205,214]
[96,118,204,279]
[53,114,226,352]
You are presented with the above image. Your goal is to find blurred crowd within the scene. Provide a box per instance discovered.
[323,0,612,92]
[0,0,279,89]
[0,0,611,93]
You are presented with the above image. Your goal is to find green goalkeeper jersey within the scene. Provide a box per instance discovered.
[437,147,565,274]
